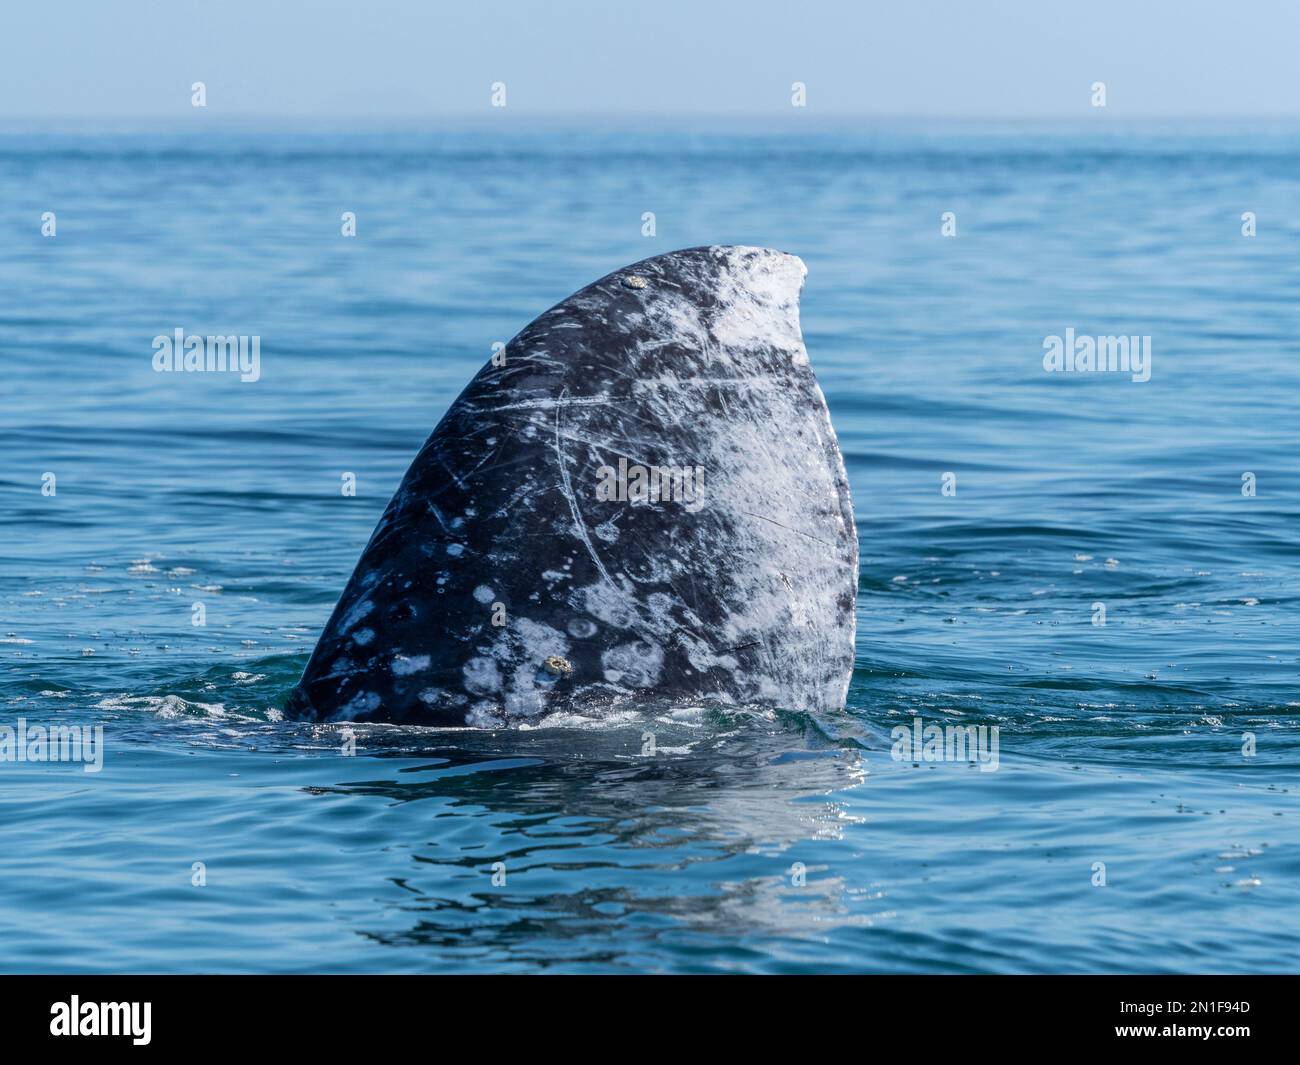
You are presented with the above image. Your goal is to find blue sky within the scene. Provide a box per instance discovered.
[2,0,1298,118]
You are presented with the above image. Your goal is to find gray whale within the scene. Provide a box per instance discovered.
[287,246,858,726]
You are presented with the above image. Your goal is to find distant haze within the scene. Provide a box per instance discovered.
[2,0,1298,119]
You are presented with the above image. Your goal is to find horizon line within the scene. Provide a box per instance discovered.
[2,111,1300,124]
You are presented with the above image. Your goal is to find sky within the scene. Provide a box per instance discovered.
[1,0,1298,119]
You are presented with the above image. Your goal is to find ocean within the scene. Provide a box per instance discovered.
[2,119,1297,973]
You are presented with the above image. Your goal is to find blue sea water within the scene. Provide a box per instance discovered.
[1,119,1298,974]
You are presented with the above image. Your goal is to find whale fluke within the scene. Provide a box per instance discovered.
[288,245,857,726]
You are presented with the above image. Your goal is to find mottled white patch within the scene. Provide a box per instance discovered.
[339,598,374,633]
[322,657,355,680]
[463,656,502,695]
[645,592,675,620]
[333,690,381,720]
[352,627,375,646]
[467,701,506,728]
[601,640,664,689]
[472,584,495,604]
[682,636,738,674]
[579,582,638,629]
[391,654,430,676]
[567,617,598,639]
[709,246,807,357]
